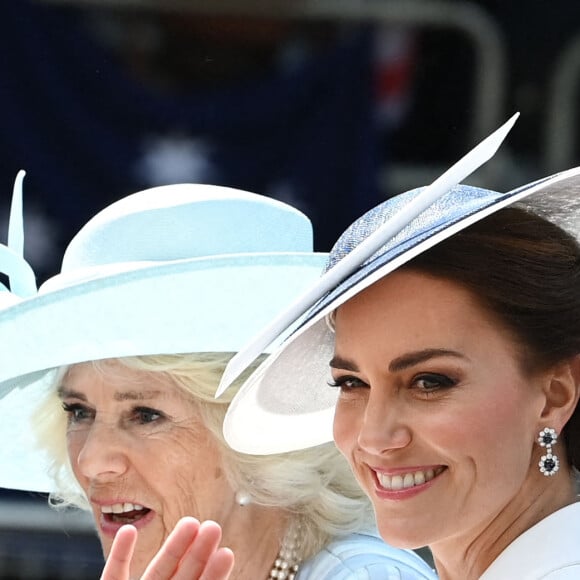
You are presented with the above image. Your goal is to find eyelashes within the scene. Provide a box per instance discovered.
[61,402,166,426]
[328,372,459,396]
[62,401,93,423]
[413,373,458,392]
[132,406,165,424]
[327,375,367,391]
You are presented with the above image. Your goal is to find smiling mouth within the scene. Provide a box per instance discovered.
[101,502,151,525]
[376,467,445,491]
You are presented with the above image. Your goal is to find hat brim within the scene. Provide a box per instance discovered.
[223,168,580,454]
[0,252,326,491]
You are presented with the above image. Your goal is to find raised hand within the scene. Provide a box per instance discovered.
[100,517,235,580]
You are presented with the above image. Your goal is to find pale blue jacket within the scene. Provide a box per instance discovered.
[297,531,437,579]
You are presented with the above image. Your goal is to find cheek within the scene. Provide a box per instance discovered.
[66,432,86,480]
[444,386,535,475]
[333,401,358,456]
[154,430,230,514]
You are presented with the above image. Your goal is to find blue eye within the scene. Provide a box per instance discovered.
[62,402,93,423]
[133,407,164,424]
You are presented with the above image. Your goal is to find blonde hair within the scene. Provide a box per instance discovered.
[35,353,375,559]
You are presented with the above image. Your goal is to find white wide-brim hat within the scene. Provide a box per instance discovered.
[221,124,580,455]
[0,178,326,491]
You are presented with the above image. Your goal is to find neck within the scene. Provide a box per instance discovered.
[222,503,291,580]
[430,472,578,580]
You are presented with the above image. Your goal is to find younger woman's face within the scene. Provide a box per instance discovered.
[331,270,550,550]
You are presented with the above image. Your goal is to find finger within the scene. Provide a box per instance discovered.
[166,520,229,580]
[141,517,201,580]
[180,520,222,580]
[199,548,235,580]
[100,525,138,580]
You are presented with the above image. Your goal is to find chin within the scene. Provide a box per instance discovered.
[375,515,430,550]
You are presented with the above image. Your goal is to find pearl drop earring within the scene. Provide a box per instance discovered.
[235,490,252,506]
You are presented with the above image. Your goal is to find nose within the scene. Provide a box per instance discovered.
[356,391,412,455]
[74,419,129,482]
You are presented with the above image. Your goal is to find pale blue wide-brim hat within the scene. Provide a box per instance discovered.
[221,156,580,455]
[0,176,326,491]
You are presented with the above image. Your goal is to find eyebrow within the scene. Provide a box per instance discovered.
[329,356,359,372]
[113,390,163,401]
[329,348,467,373]
[57,386,87,401]
[57,387,163,401]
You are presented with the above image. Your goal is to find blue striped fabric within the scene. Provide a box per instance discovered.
[297,532,437,579]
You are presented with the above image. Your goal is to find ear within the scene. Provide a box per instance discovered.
[539,354,580,432]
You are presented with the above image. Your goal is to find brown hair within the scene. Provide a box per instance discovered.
[407,205,580,469]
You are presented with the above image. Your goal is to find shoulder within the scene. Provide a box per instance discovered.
[297,532,437,580]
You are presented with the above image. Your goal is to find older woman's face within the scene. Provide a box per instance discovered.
[60,361,234,577]
[331,270,549,550]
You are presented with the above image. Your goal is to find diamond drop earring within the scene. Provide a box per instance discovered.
[537,427,560,477]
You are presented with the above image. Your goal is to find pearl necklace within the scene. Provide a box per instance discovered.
[268,551,299,579]
[268,526,301,579]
